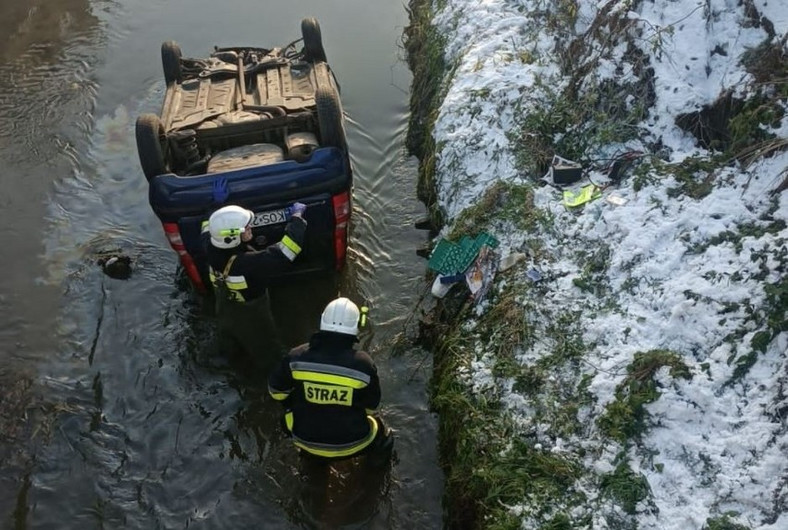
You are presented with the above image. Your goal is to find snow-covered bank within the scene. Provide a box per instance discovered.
[413,0,788,528]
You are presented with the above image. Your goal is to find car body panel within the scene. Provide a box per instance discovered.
[136,20,351,292]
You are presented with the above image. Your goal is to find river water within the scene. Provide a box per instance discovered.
[0,0,443,528]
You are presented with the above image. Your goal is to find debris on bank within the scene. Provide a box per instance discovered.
[427,232,498,301]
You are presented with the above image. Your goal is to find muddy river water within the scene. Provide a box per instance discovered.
[0,0,443,527]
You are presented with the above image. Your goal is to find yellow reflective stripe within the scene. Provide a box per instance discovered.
[201,220,210,232]
[269,391,290,401]
[225,276,247,289]
[208,267,246,302]
[285,412,294,431]
[278,235,302,261]
[293,417,378,458]
[281,235,302,254]
[230,291,246,302]
[208,275,247,293]
[365,408,376,415]
[292,370,367,389]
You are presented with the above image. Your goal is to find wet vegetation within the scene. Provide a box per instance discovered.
[403,0,449,227]
[422,282,590,529]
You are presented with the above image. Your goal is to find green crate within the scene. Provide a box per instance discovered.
[427,233,499,275]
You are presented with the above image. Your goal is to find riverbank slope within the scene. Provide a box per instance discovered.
[405,1,788,528]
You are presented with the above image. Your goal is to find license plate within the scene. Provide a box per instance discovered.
[251,208,287,227]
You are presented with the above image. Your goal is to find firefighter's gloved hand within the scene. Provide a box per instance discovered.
[290,202,307,218]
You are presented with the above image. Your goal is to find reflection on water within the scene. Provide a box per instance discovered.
[0,0,103,525]
[290,457,394,528]
[1,0,441,528]
[0,0,98,64]
[0,0,101,351]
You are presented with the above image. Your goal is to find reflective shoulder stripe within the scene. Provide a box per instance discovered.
[277,235,302,262]
[201,220,210,232]
[289,361,371,388]
[292,371,366,389]
[269,390,290,401]
[292,416,378,458]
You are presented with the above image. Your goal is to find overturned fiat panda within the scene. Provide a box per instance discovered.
[136,18,352,293]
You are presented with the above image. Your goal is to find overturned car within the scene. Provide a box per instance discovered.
[135,18,352,293]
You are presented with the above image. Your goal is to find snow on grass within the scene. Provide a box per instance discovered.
[427,0,787,527]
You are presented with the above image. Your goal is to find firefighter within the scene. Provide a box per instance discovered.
[268,297,394,466]
[203,203,307,365]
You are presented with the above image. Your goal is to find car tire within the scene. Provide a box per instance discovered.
[161,41,182,85]
[315,85,346,150]
[136,114,168,181]
[313,61,340,94]
[301,18,327,63]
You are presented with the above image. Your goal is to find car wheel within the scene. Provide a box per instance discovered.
[135,114,168,181]
[312,61,340,94]
[301,17,327,63]
[316,85,346,150]
[161,41,182,85]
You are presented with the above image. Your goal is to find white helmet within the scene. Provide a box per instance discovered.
[320,297,360,336]
[208,205,254,249]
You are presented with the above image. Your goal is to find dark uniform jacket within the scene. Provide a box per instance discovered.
[268,331,382,458]
[203,216,307,302]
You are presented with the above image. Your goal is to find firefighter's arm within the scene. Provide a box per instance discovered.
[243,215,307,280]
[268,355,295,403]
[276,214,307,262]
[360,366,382,414]
[248,215,306,264]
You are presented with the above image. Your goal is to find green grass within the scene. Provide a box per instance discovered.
[703,514,751,530]
[426,277,593,529]
[572,244,612,296]
[539,311,586,367]
[724,273,788,386]
[600,461,651,515]
[447,181,548,241]
[540,513,574,530]
[689,218,787,255]
[598,350,692,444]
[432,349,586,528]
[403,0,450,226]
[510,6,653,177]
